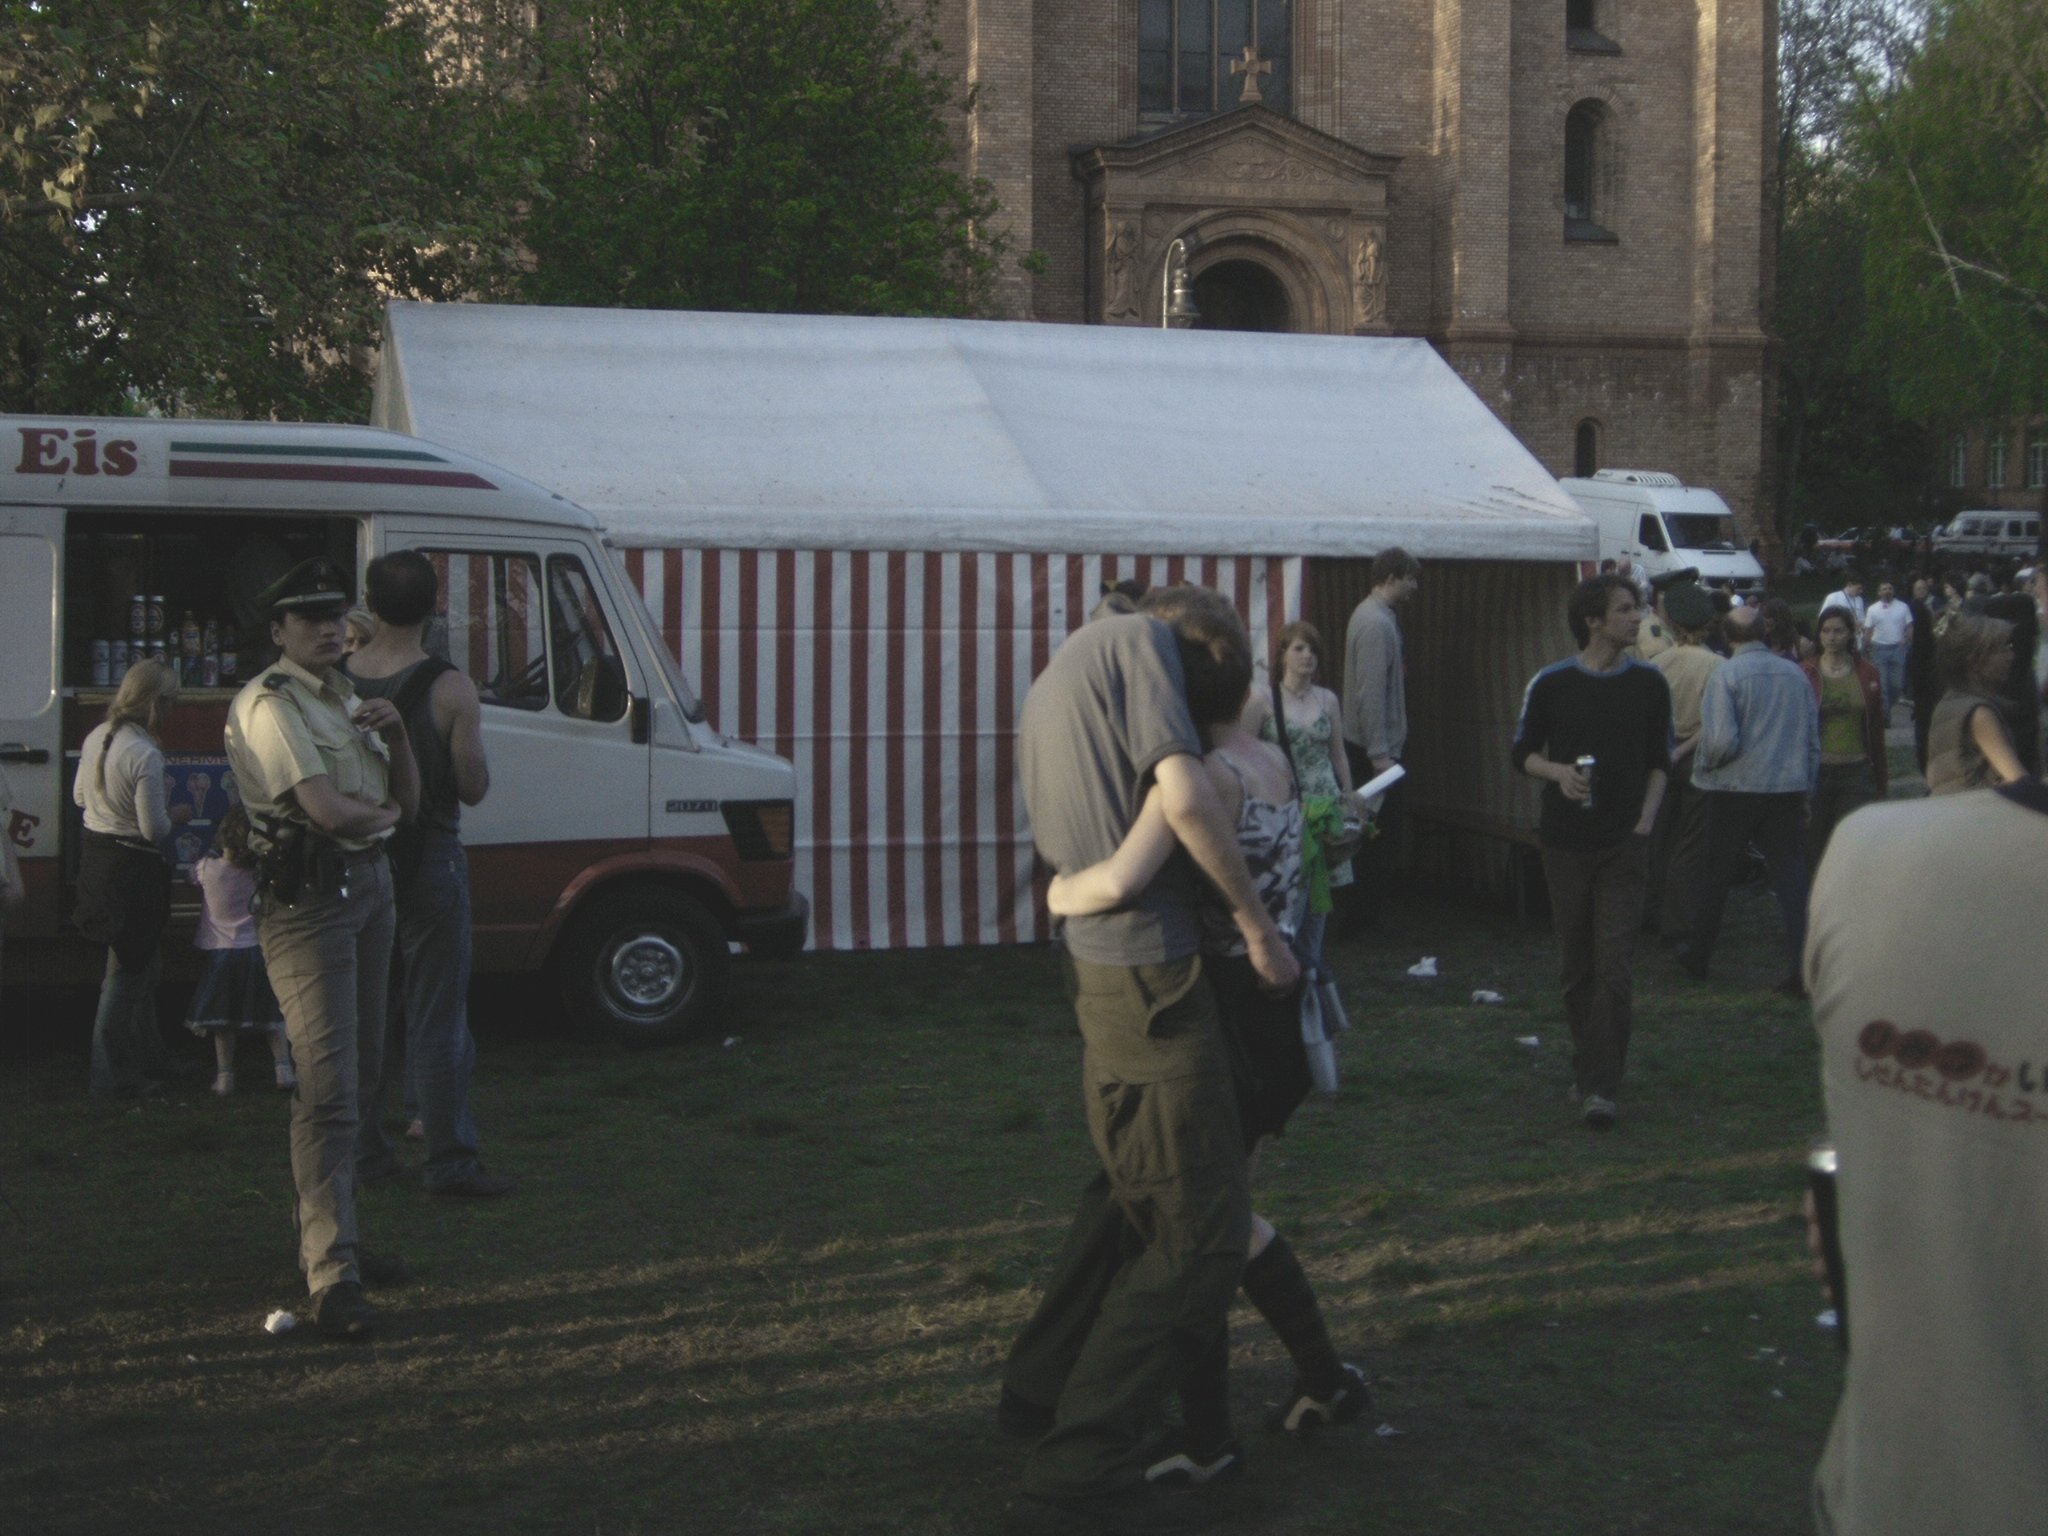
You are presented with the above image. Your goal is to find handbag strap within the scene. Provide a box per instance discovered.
[1268,681,1301,800]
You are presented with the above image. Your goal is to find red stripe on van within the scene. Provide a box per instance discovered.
[169,460,495,490]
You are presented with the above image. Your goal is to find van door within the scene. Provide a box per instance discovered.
[0,506,63,934]
[380,530,652,946]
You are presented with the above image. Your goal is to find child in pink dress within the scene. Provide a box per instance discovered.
[184,807,293,1096]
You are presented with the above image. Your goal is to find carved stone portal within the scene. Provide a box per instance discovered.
[1073,105,1398,336]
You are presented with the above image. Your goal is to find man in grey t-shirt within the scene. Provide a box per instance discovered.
[1009,593,1295,1529]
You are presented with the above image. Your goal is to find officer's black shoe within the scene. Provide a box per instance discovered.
[357,1249,412,1288]
[997,1387,1056,1440]
[310,1282,376,1340]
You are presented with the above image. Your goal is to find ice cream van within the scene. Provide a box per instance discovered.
[0,416,806,1045]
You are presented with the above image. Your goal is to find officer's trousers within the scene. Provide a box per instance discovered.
[1019,953,1250,1499]
[258,850,395,1294]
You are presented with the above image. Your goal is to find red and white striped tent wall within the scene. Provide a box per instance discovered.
[616,547,1302,950]
[375,302,1599,947]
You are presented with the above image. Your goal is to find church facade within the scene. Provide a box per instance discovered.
[936,0,1779,535]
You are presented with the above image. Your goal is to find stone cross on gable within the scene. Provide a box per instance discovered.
[1230,44,1271,106]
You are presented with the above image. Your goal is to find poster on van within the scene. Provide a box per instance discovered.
[161,754,235,877]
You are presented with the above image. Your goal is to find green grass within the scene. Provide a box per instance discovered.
[0,883,1837,1535]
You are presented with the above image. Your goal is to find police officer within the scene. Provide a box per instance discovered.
[225,557,419,1339]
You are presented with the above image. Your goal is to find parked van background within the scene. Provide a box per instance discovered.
[1558,470,1767,595]
[1,417,806,1045]
[1933,510,2041,561]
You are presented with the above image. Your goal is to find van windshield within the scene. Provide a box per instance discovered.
[605,545,707,724]
[1663,513,1740,551]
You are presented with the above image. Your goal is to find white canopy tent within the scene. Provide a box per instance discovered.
[374,303,1593,947]
[374,302,1592,561]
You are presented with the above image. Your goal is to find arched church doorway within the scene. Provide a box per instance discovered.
[1191,259,1291,332]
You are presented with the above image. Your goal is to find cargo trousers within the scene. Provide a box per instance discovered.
[258,848,395,1294]
[1019,953,1252,1500]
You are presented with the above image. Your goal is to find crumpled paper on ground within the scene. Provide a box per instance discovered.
[1406,957,1438,978]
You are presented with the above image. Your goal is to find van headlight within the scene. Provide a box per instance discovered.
[722,801,795,861]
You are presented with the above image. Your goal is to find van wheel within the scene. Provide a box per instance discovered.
[558,888,729,1048]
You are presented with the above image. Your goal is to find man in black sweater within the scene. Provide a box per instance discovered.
[1512,575,1672,1131]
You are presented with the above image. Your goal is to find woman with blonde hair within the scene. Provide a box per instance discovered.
[342,606,375,656]
[74,657,194,1095]
[1925,613,2027,795]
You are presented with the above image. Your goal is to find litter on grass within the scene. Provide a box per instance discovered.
[722,1037,740,1048]
[1471,989,1505,1004]
[264,1310,297,1335]
[1406,957,1438,978]
[1374,1423,1406,1437]
[1515,1035,1541,1048]
[1816,1308,1841,1331]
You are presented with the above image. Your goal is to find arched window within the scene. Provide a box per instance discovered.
[1574,419,1600,478]
[1948,434,1969,489]
[1139,0,1293,121]
[1988,433,2008,489]
[2028,429,2047,490]
[1564,100,1616,241]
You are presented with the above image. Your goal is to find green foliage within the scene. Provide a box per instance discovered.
[0,1,529,419]
[1852,0,2048,420]
[509,0,1003,317]
[1773,0,1938,531]
[0,0,1005,421]
[1777,159,1940,528]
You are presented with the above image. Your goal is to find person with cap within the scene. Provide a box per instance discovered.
[224,556,419,1340]
[1642,581,1721,949]
[1631,566,1701,663]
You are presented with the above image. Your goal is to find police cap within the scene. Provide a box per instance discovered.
[258,557,352,617]
[1663,581,1716,631]
[1648,566,1701,593]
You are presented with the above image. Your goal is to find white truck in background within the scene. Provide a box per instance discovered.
[1558,470,1767,596]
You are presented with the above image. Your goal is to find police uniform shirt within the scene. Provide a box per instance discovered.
[224,656,392,852]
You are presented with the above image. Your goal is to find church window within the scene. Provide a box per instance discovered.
[1564,101,1617,241]
[1574,419,1600,477]
[1138,0,1293,121]
[1987,432,2007,489]
[1948,434,1969,489]
[1567,0,1621,54]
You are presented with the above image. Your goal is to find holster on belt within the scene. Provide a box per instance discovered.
[253,816,351,909]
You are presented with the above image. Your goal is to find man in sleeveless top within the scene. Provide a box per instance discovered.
[347,551,515,1199]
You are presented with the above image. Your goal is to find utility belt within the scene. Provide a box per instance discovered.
[252,815,384,912]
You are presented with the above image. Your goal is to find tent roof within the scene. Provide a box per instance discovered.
[374,301,1594,561]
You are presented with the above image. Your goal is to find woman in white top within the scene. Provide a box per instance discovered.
[74,658,193,1095]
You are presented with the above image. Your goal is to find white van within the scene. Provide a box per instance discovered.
[0,417,806,1044]
[1933,510,2040,561]
[1558,470,1767,596]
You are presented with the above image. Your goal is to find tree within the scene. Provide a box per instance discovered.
[507,0,1003,317]
[0,1,527,419]
[1774,0,1933,531]
[1853,0,2048,420]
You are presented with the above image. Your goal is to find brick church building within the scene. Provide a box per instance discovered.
[935,0,1779,533]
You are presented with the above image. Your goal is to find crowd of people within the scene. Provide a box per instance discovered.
[34,530,2048,1532]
